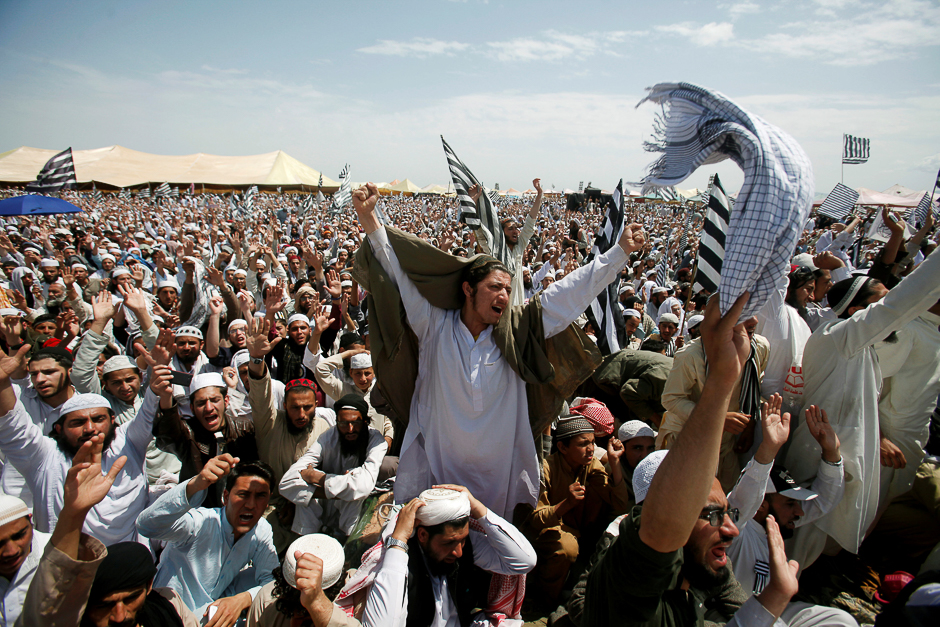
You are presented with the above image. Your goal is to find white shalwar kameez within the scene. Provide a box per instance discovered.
[368,226,629,517]
[785,249,940,563]
[873,311,940,507]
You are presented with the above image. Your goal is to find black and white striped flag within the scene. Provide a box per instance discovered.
[692,174,730,295]
[120,187,131,200]
[817,183,859,222]
[171,186,180,199]
[584,180,625,355]
[654,247,670,287]
[25,148,77,194]
[488,188,501,205]
[842,134,870,165]
[154,182,171,201]
[137,187,151,200]
[441,136,510,268]
[678,212,691,255]
[91,183,102,203]
[913,191,934,228]
[332,164,351,212]
[244,185,258,212]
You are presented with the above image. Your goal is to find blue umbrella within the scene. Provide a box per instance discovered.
[0,195,82,216]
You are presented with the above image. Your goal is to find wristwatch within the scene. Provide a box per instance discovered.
[385,536,408,553]
[251,356,264,365]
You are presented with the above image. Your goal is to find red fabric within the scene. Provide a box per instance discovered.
[41,338,71,353]
[571,398,614,436]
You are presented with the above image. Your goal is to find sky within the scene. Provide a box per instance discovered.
[1,0,938,196]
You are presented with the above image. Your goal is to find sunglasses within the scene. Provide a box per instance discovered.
[699,507,740,527]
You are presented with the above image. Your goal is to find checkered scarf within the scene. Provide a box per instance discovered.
[638,82,815,320]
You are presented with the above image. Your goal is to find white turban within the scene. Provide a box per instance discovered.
[349,353,372,370]
[189,372,225,396]
[175,326,204,340]
[227,319,248,334]
[633,450,668,504]
[622,308,641,320]
[111,268,131,279]
[282,534,345,589]
[101,355,138,375]
[287,314,310,328]
[59,393,112,418]
[415,488,471,526]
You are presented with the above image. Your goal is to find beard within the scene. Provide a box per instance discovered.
[523,277,532,289]
[785,295,809,321]
[338,428,369,465]
[682,543,733,591]
[56,423,116,457]
[286,416,314,436]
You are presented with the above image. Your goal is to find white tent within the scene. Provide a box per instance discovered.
[0,145,339,190]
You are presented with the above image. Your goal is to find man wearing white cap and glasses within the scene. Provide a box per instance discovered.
[363,485,536,627]
[0,343,174,545]
[314,346,394,451]
[0,494,48,627]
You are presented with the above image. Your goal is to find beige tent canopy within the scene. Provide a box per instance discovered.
[0,145,340,191]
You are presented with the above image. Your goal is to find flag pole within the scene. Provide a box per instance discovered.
[841,134,844,185]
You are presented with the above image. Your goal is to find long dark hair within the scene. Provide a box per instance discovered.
[459,257,511,305]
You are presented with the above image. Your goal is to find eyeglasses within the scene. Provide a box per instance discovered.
[699,507,740,527]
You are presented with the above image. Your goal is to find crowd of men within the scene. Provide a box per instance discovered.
[0,178,936,627]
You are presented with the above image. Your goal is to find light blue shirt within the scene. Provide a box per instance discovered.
[136,478,278,614]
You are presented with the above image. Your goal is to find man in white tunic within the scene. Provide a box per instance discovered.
[351,183,644,517]
[785,249,940,568]
[872,300,940,509]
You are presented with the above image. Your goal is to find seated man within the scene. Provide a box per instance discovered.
[155,372,258,508]
[136,454,280,621]
[525,415,629,605]
[0,495,49,627]
[314,348,394,451]
[659,316,770,492]
[613,421,658,503]
[247,534,360,627]
[0,345,164,545]
[279,395,387,539]
[582,294,803,626]
[17,433,200,627]
[362,485,537,626]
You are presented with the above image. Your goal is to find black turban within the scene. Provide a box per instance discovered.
[334,393,370,422]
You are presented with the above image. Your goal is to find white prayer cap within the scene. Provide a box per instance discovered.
[282,534,345,589]
[234,269,248,277]
[108,247,121,255]
[189,372,225,396]
[340,280,353,288]
[100,253,116,262]
[415,488,472,527]
[227,319,248,333]
[156,279,179,292]
[175,325,204,340]
[39,258,59,268]
[543,270,555,280]
[350,353,372,370]
[0,308,25,318]
[647,269,658,277]
[54,228,71,237]
[253,311,266,318]
[127,247,141,255]
[59,393,112,418]
[231,349,250,369]
[287,313,310,328]
[618,285,634,295]
[618,420,657,443]
[659,313,680,325]
[633,450,668,504]
[134,231,147,239]
[277,254,288,264]
[791,253,817,271]
[152,315,165,325]
[71,262,87,271]
[285,246,298,255]
[111,268,131,278]
[686,314,705,329]
[651,286,668,295]
[0,495,30,527]
[102,355,139,375]
[263,278,278,289]
[622,308,641,320]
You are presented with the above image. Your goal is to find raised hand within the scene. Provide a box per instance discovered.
[190,454,239,494]
[60,265,76,290]
[311,304,331,335]
[325,269,342,298]
[263,284,287,316]
[118,284,148,314]
[91,290,116,324]
[618,223,647,253]
[246,316,281,358]
[62,433,127,513]
[148,364,174,400]
[606,437,624,463]
[532,178,542,195]
[0,312,24,346]
[208,294,225,317]
[138,328,176,367]
[758,515,800,618]
[700,292,751,385]
[467,184,482,203]
[205,266,224,288]
[754,394,790,463]
[805,405,841,463]
[0,344,30,384]
[221,367,238,389]
[431,483,487,519]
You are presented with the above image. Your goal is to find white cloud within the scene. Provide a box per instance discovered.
[725,2,761,17]
[738,0,940,65]
[357,38,470,58]
[656,22,735,46]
